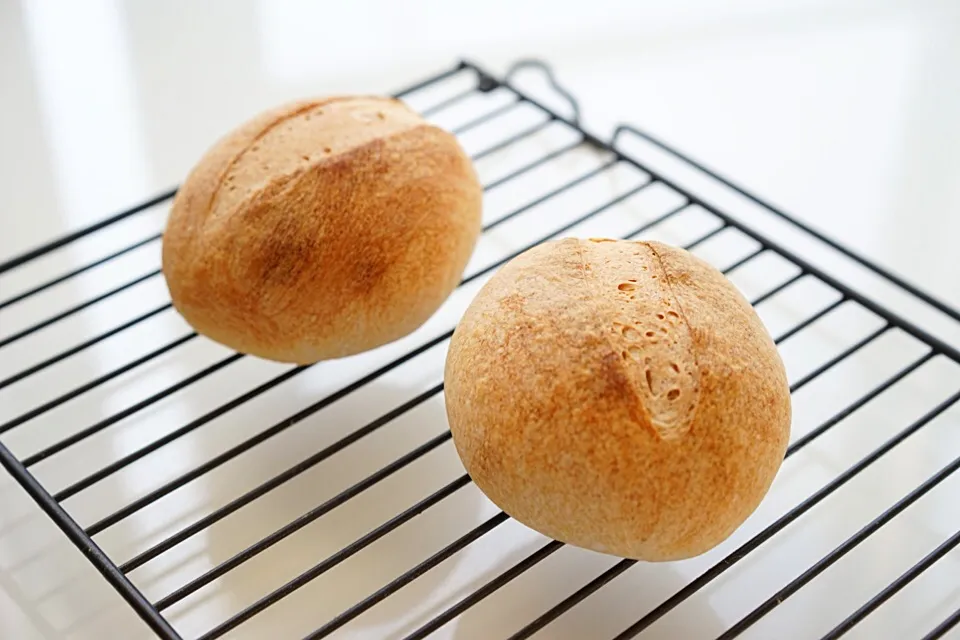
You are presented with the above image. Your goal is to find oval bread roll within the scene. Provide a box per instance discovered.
[162,96,482,364]
[444,238,791,560]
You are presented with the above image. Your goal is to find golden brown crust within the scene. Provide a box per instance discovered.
[444,238,791,560]
[162,96,482,363]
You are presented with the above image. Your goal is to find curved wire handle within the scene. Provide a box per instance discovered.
[505,58,583,126]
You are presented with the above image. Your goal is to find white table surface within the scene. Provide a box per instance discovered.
[1,1,959,639]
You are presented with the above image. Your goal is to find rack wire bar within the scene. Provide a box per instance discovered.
[448,95,523,134]
[0,58,958,640]
[418,86,480,119]
[745,271,805,308]
[0,442,184,640]
[717,245,764,276]
[150,390,452,603]
[609,392,960,640]
[300,513,514,640]
[470,119,555,162]
[403,540,566,640]
[608,125,960,328]
[788,324,890,394]
[0,302,174,390]
[499,360,951,640]
[772,297,846,345]
[0,267,162,349]
[0,232,163,311]
[717,447,960,639]
[484,157,617,232]
[0,191,176,275]
[821,527,960,639]
[923,606,960,640]
[22,352,245,467]
[0,333,197,435]
[785,351,934,457]
[53,362,305,502]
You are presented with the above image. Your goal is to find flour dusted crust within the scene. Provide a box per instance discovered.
[162,96,482,363]
[444,238,791,560]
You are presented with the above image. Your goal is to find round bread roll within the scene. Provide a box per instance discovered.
[162,96,482,363]
[444,237,791,561]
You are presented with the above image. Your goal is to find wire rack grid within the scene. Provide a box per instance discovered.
[1,59,959,640]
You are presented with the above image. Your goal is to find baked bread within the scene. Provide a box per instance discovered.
[444,238,791,560]
[162,96,482,363]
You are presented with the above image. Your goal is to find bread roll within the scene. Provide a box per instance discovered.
[162,96,482,363]
[444,238,791,560]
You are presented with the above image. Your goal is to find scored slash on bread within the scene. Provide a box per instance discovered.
[162,96,482,364]
[444,238,791,561]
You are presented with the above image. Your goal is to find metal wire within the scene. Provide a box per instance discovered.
[23,352,245,467]
[0,190,176,275]
[821,527,960,639]
[0,58,957,640]
[0,442,184,640]
[610,392,960,640]
[923,606,960,640]
[0,267,161,349]
[0,333,197,435]
[717,445,960,639]
[502,68,960,366]
[0,302,174,390]
[610,124,960,328]
[0,232,162,311]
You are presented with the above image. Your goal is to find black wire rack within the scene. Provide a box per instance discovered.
[1,59,959,640]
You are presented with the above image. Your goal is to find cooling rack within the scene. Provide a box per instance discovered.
[1,59,959,640]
